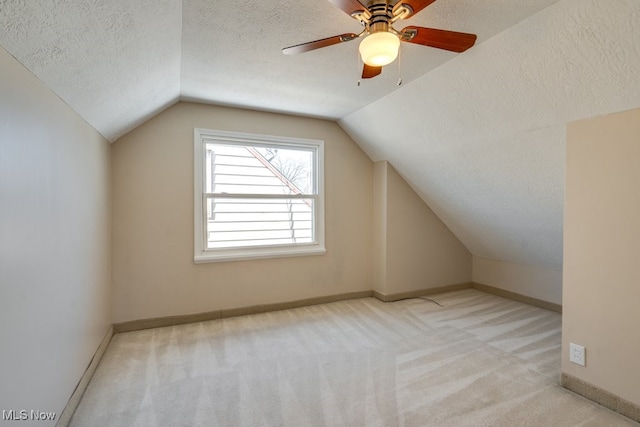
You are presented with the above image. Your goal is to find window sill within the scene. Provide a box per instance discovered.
[194,244,326,264]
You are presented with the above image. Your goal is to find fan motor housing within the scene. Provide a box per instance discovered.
[369,2,393,32]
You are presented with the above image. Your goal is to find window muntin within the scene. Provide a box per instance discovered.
[194,129,325,262]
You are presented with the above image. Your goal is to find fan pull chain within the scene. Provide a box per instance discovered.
[397,43,403,86]
[356,48,362,86]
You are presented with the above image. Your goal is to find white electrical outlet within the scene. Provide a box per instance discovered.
[569,343,586,366]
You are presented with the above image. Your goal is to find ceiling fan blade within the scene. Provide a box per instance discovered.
[401,26,476,52]
[327,0,368,16]
[282,33,358,55]
[362,64,382,79]
[396,0,437,17]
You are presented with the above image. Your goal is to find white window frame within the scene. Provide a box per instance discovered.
[194,128,325,263]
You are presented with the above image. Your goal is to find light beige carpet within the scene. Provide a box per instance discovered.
[70,289,638,426]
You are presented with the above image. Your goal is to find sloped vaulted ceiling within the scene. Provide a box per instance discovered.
[341,0,640,269]
[0,0,561,141]
[1,0,640,271]
[0,0,183,140]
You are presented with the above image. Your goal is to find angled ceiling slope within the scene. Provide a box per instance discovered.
[3,0,557,142]
[0,0,183,142]
[2,0,639,274]
[341,0,640,270]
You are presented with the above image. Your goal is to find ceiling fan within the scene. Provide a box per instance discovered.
[282,0,477,79]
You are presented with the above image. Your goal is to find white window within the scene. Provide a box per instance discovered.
[194,129,325,263]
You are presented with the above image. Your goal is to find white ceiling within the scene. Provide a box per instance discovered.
[341,0,640,269]
[0,0,560,141]
[2,0,639,271]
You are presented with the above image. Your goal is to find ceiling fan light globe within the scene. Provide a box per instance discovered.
[359,32,400,67]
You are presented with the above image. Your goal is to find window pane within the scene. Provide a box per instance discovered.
[206,197,315,249]
[195,129,325,262]
[205,143,314,195]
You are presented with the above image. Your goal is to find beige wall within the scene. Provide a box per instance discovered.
[372,161,388,292]
[112,102,373,322]
[373,161,471,295]
[472,256,562,305]
[0,47,112,418]
[563,107,640,405]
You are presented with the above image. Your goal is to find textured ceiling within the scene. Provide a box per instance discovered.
[0,0,559,141]
[1,0,639,271]
[0,0,182,141]
[341,0,640,269]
